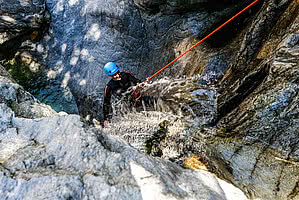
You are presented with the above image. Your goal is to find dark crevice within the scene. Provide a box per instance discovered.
[248,144,271,179]
[214,63,270,125]
[288,181,299,200]
[274,163,286,197]
[75,95,103,125]
[134,1,165,15]
[0,8,50,62]
[0,30,33,61]
[203,0,264,48]
[143,4,161,15]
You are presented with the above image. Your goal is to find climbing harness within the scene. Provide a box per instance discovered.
[130,86,144,105]
[142,0,260,84]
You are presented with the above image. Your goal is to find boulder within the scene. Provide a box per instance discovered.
[0,92,247,200]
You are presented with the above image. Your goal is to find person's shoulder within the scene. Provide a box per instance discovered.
[123,71,135,77]
[106,79,117,87]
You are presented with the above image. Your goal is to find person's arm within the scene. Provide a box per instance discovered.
[125,71,141,85]
[103,85,112,126]
[124,72,143,103]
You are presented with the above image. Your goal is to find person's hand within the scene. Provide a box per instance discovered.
[136,82,145,87]
[103,120,109,128]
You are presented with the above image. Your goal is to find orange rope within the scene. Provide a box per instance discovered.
[143,0,260,84]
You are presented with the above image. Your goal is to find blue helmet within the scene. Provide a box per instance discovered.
[104,62,119,76]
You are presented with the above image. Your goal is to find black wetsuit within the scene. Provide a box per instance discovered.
[103,72,140,120]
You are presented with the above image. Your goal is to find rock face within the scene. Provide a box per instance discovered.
[214,7,299,199]
[0,65,56,118]
[0,66,248,199]
[0,0,265,120]
[35,0,261,120]
[97,1,299,200]
[0,0,298,200]
[0,0,78,114]
[0,0,48,59]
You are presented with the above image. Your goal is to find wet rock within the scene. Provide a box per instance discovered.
[0,0,297,199]
[0,0,49,60]
[0,0,77,114]
[201,52,232,83]
[0,102,248,200]
[0,74,56,118]
[210,4,299,200]
[31,79,79,114]
[0,53,248,200]
[28,0,259,121]
[101,2,298,199]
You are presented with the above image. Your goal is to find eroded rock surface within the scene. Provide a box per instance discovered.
[213,10,299,200]
[0,66,247,200]
[0,0,298,200]
[0,64,56,118]
[101,1,299,200]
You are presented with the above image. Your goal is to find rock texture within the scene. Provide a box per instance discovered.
[0,0,298,200]
[0,0,48,60]
[0,64,56,118]
[0,65,247,199]
[0,0,77,114]
[100,1,299,200]
[34,0,262,120]
[213,4,299,199]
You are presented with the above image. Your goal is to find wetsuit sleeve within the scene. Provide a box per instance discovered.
[126,72,141,85]
[103,85,112,120]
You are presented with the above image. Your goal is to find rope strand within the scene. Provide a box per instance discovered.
[143,0,260,84]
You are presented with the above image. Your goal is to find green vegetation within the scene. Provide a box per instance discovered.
[0,58,47,93]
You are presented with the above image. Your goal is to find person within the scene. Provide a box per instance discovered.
[102,62,141,128]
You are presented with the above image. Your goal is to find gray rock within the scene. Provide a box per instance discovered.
[0,63,248,199]
[0,103,13,129]
[0,0,47,32]
[0,109,247,200]
[201,52,232,82]
[0,78,57,118]
[33,0,253,121]
[0,62,247,199]
[100,2,299,200]
[0,0,297,199]
[212,5,299,200]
